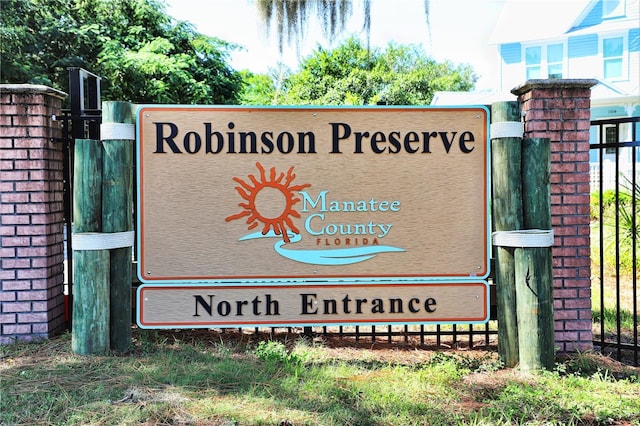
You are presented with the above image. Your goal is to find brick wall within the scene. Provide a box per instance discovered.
[0,84,67,344]
[512,79,597,353]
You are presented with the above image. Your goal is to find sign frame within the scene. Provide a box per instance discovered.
[136,105,491,284]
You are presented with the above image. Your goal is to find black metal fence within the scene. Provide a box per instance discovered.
[589,116,639,366]
[208,322,499,351]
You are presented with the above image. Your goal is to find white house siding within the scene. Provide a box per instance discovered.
[491,0,640,95]
[488,0,640,193]
[434,2,640,121]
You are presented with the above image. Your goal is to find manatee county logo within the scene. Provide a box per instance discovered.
[225,162,310,243]
[226,162,405,265]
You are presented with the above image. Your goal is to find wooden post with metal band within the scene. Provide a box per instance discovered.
[71,101,134,354]
[490,101,523,368]
[101,101,135,352]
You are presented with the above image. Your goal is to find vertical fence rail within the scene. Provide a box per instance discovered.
[310,321,497,349]
[590,117,639,366]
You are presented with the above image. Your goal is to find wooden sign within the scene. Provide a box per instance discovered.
[137,282,489,328]
[137,106,489,282]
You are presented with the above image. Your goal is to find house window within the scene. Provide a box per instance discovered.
[603,37,623,79]
[525,44,564,79]
[525,46,541,79]
[547,44,564,78]
[602,0,626,19]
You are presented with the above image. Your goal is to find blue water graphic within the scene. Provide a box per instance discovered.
[239,231,405,265]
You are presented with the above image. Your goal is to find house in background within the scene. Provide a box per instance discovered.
[431,0,640,192]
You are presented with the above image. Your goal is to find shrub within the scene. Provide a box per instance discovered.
[596,178,639,276]
[253,340,304,368]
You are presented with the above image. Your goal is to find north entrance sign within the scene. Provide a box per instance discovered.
[136,106,490,283]
[137,282,489,328]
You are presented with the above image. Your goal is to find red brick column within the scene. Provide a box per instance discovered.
[1,84,67,344]
[512,79,598,353]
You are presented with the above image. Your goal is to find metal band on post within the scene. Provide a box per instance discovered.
[492,229,554,248]
[100,122,135,141]
[72,231,135,251]
[490,121,524,139]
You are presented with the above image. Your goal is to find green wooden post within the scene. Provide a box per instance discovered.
[72,139,110,355]
[491,101,523,367]
[102,101,134,352]
[516,137,554,372]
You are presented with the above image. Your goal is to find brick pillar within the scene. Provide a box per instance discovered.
[512,79,598,353]
[0,84,67,344]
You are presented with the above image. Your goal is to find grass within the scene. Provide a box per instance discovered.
[1,329,639,425]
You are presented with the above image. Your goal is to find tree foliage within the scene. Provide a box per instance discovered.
[245,37,476,106]
[0,0,243,104]
[238,70,278,105]
[256,0,352,53]
[256,0,431,54]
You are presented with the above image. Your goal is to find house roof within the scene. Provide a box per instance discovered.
[590,81,640,104]
[489,0,594,44]
[431,81,639,108]
[430,90,516,106]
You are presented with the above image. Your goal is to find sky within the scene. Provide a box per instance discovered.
[165,0,507,91]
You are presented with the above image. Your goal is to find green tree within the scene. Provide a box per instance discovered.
[0,0,243,104]
[275,37,476,105]
[239,63,294,105]
[238,70,277,105]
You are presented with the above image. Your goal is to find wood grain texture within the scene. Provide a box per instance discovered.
[518,138,554,372]
[72,139,109,355]
[491,101,522,368]
[102,101,134,352]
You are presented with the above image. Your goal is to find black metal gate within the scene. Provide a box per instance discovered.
[590,116,639,366]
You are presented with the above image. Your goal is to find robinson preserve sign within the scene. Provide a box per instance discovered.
[136,106,490,328]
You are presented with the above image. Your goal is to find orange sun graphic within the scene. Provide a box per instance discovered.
[225,162,311,243]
